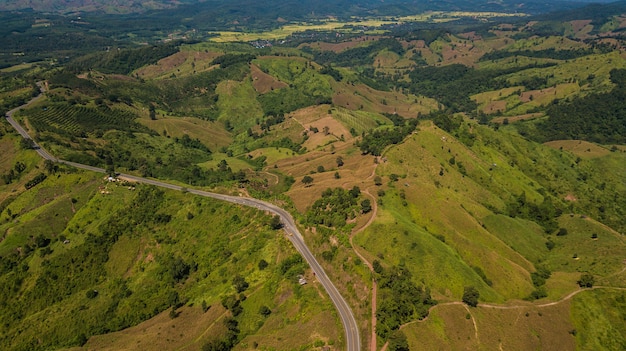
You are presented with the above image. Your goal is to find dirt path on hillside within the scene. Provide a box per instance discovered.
[349,171,379,351]
[390,286,626,349]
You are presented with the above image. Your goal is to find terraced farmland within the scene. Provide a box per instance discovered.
[23,103,146,137]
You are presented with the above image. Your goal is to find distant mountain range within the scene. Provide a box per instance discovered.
[0,0,616,15]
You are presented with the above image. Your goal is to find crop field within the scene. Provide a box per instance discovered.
[21,103,144,136]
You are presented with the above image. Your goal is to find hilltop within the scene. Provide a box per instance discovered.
[1,3,626,351]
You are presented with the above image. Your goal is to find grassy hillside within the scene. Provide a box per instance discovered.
[0,147,341,351]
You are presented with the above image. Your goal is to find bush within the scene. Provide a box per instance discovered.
[462,286,480,307]
[577,273,595,288]
[85,289,98,299]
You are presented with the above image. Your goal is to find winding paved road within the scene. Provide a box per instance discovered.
[4,85,361,351]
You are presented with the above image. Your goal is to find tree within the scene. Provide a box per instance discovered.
[336,156,344,167]
[14,161,26,174]
[270,215,282,230]
[374,176,382,186]
[44,159,56,174]
[388,330,410,351]
[19,138,34,150]
[302,175,313,185]
[462,286,480,307]
[577,273,595,288]
[232,275,249,293]
[361,199,372,214]
[149,104,156,120]
[259,305,271,316]
[258,259,268,270]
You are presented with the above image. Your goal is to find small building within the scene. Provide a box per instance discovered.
[298,275,307,285]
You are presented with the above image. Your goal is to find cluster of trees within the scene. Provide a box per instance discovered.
[375,263,436,339]
[305,187,362,228]
[24,173,47,189]
[359,119,419,156]
[0,188,181,349]
[480,48,597,62]
[527,266,552,300]
[532,68,626,144]
[405,63,554,112]
[506,192,561,234]
[174,134,212,154]
[257,68,332,116]
[1,161,26,185]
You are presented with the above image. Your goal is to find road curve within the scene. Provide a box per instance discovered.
[4,87,361,351]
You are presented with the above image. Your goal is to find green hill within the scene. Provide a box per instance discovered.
[2,7,626,350]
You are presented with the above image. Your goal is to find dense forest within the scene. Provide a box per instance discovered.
[531,69,626,143]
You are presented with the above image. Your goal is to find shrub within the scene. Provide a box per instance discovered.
[462,286,480,307]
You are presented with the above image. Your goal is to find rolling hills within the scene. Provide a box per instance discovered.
[1,3,626,351]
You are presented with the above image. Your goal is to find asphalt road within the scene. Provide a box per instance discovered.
[4,87,361,351]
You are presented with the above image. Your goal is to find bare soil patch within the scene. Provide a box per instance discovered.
[135,51,221,79]
[491,113,543,124]
[332,83,437,118]
[571,20,592,33]
[250,64,288,94]
[483,100,507,114]
[301,36,380,53]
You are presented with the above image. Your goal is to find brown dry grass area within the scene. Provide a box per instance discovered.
[81,305,229,351]
[458,31,482,41]
[402,40,427,49]
[332,82,437,118]
[0,138,18,174]
[491,113,543,124]
[250,64,288,94]
[290,106,352,150]
[280,142,377,212]
[139,116,232,150]
[301,117,350,151]
[440,39,486,67]
[0,138,21,204]
[520,87,556,103]
[407,301,575,350]
[302,36,380,53]
[135,51,221,79]
[482,100,507,114]
[544,140,611,159]
[571,20,592,33]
